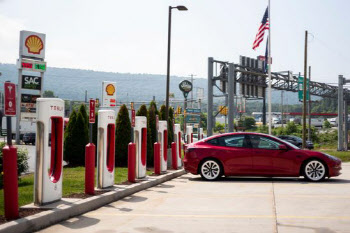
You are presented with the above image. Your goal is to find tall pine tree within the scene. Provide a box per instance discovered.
[115,104,131,167]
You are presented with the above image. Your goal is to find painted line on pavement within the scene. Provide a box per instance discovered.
[85,213,350,220]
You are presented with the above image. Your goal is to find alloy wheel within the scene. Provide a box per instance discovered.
[201,160,221,180]
[304,160,326,181]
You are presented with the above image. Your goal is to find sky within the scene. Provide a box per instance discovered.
[1,0,350,85]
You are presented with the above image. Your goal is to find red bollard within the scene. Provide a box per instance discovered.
[85,143,95,195]
[171,142,177,170]
[154,142,161,175]
[128,143,136,182]
[191,133,193,143]
[3,145,19,220]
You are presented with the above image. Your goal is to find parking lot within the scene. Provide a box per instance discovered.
[39,163,350,233]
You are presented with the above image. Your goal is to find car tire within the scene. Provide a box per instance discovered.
[200,159,222,181]
[303,159,327,182]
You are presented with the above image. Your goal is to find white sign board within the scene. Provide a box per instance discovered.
[19,30,46,60]
[102,81,116,107]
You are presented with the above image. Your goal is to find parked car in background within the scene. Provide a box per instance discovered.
[184,132,341,182]
[23,132,35,145]
[277,135,314,149]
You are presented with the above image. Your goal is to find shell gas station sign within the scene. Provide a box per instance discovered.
[19,31,46,60]
[102,81,117,107]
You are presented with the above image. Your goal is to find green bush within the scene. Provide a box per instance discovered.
[64,110,89,166]
[115,104,131,167]
[0,142,29,188]
[244,117,256,129]
[257,125,268,134]
[214,122,225,132]
[323,119,331,129]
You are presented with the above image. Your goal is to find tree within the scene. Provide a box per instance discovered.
[115,104,131,167]
[159,105,166,120]
[244,117,256,129]
[149,101,159,116]
[78,104,89,125]
[64,110,77,163]
[43,90,56,97]
[168,107,174,145]
[78,104,89,140]
[148,104,157,167]
[64,111,88,166]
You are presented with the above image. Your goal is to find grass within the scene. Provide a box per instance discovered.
[0,167,152,216]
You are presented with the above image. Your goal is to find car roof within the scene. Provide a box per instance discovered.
[204,132,278,141]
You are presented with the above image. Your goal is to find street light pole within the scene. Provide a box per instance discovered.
[165,5,188,122]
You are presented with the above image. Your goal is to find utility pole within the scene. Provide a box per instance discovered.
[308,66,312,142]
[281,91,284,127]
[302,30,308,149]
[189,74,196,108]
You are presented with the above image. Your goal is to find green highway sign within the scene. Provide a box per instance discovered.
[298,76,309,101]
[185,115,200,123]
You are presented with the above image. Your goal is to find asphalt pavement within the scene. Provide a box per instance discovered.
[39,163,350,233]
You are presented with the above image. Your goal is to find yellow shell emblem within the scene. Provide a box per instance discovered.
[25,35,43,54]
[106,84,115,96]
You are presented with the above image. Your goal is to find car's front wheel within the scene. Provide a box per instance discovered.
[303,160,327,182]
[200,159,222,181]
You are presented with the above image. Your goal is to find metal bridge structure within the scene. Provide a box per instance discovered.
[207,56,350,150]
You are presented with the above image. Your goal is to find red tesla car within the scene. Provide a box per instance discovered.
[184,132,342,182]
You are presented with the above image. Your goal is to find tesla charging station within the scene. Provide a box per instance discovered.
[198,128,203,140]
[34,98,64,205]
[97,110,115,189]
[174,124,182,168]
[134,116,147,178]
[186,125,193,144]
[158,120,168,172]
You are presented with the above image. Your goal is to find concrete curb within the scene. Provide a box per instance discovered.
[0,169,186,233]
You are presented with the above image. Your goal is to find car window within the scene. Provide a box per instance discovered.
[207,138,219,145]
[222,135,248,148]
[249,135,282,150]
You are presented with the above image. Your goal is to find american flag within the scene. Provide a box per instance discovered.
[252,7,269,50]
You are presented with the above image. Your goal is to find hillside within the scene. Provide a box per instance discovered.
[0,63,300,105]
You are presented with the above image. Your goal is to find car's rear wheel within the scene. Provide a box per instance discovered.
[200,159,222,181]
[303,160,326,182]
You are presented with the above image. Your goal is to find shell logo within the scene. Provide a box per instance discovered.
[106,84,116,96]
[25,35,44,54]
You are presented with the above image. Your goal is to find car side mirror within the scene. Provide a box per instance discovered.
[279,144,288,150]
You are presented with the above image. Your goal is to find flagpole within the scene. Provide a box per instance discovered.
[268,0,272,134]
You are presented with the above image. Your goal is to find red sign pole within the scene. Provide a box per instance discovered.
[85,98,96,195]
[131,109,135,128]
[3,81,19,220]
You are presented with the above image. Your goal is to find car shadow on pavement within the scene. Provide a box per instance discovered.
[153,184,175,188]
[278,223,336,233]
[120,195,148,203]
[187,176,350,184]
[59,216,100,229]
